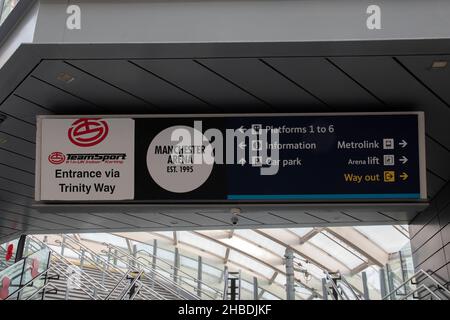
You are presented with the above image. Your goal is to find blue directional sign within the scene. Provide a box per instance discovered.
[133,112,426,202]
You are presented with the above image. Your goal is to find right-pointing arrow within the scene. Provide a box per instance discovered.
[399,140,408,148]
[400,172,408,181]
[400,156,408,164]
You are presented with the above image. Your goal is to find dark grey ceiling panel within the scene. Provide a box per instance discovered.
[56,212,137,229]
[426,137,450,181]
[375,210,418,222]
[427,172,447,199]
[128,212,197,227]
[31,60,156,113]
[330,56,450,149]
[307,209,360,223]
[263,57,383,111]
[239,212,296,225]
[0,197,101,230]
[0,164,34,187]
[396,55,450,106]
[0,177,33,198]
[92,212,165,228]
[343,209,396,222]
[67,60,213,113]
[0,201,70,230]
[0,149,34,174]
[197,58,328,112]
[196,211,262,226]
[0,226,18,236]
[0,95,53,124]
[158,212,228,227]
[266,211,325,224]
[0,218,29,232]
[15,77,101,114]
[132,59,271,112]
[0,189,33,207]
[0,132,34,159]
[0,115,36,142]
[32,212,105,230]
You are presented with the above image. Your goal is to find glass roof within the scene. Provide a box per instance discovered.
[354,225,409,253]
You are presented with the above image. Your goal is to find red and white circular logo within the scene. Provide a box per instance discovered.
[68,118,109,147]
[48,152,66,165]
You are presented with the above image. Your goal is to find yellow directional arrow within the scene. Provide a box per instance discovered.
[400,172,408,181]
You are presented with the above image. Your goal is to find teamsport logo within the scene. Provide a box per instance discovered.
[68,118,109,147]
[48,152,127,165]
[48,152,66,165]
[66,153,126,162]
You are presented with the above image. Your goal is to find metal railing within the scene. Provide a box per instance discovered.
[54,235,164,300]
[28,236,109,299]
[107,243,224,300]
[383,269,450,300]
[104,243,201,300]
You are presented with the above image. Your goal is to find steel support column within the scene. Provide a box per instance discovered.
[362,271,370,300]
[197,256,202,298]
[285,247,295,300]
[253,277,259,300]
[379,267,388,299]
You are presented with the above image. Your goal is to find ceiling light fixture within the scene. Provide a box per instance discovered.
[431,60,448,69]
[0,113,6,124]
[57,72,75,83]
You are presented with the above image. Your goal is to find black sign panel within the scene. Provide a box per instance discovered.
[134,113,425,202]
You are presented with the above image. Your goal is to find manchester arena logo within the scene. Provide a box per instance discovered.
[68,118,109,147]
[48,152,66,165]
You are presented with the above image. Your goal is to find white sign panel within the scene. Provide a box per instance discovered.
[38,118,134,201]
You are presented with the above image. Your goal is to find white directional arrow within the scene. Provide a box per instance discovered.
[238,126,246,133]
[239,142,247,149]
[399,140,408,148]
[400,156,408,164]
[238,158,246,166]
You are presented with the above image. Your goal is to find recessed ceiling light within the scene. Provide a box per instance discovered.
[57,72,75,83]
[170,221,178,225]
[431,61,448,69]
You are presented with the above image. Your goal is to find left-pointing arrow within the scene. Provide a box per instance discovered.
[400,172,408,181]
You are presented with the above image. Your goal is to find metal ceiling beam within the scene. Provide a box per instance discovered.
[325,227,389,266]
[298,227,323,244]
[254,229,331,272]
[193,231,319,295]
[350,262,371,276]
